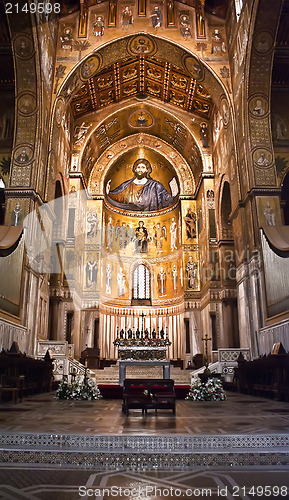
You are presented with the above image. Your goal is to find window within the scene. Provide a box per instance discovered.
[235,0,243,20]
[132,264,150,302]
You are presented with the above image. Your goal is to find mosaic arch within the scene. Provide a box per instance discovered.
[50,33,233,202]
[58,32,228,95]
[88,133,195,200]
[244,0,283,188]
[77,101,203,188]
[55,32,231,134]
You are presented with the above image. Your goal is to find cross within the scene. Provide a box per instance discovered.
[85,326,90,335]
[141,311,145,332]
[202,333,212,368]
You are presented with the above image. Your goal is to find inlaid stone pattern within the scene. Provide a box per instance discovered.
[0,432,289,469]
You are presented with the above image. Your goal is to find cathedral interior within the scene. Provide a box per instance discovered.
[0,0,289,495]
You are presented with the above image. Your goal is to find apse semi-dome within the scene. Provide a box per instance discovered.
[104,149,179,213]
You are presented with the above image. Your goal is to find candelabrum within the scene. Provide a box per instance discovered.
[113,326,171,347]
[113,321,171,360]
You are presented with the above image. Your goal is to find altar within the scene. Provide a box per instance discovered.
[113,319,172,385]
[119,360,171,386]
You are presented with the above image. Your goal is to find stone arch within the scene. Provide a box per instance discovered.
[6,13,54,208]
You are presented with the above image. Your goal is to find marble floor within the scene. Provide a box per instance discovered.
[1,465,289,500]
[0,391,289,435]
[0,391,289,500]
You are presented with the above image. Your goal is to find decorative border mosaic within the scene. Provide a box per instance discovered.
[0,450,288,469]
[0,433,289,451]
[0,433,289,469]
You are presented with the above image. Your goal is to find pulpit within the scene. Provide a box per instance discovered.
[80,347,100,369]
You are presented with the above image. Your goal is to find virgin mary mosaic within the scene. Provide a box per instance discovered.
[106,158,178,212]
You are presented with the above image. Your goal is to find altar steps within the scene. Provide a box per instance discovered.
[91,364,191,385]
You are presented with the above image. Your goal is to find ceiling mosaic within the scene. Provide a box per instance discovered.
[76,102,204,187]
[70,55,213,120]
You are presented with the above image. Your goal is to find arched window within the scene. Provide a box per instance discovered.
[132,264,151,304]
[221,181,233,239]
[235,0,243,20]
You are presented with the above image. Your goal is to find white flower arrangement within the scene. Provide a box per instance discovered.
[56,375,103,400]
[186,376,226,401]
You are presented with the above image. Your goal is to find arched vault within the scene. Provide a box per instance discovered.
[54,32,230,189]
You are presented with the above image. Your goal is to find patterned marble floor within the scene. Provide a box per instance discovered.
[0,391,289,435]
[1,392,289,500]
[0,466,289,500]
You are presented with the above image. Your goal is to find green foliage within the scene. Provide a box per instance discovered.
[186,376,226,401]
[56,374,103,400]
[0,156,11,175]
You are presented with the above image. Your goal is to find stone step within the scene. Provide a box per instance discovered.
[2,432,288,470]
[91,364,191,385]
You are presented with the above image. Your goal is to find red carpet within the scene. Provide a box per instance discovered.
[98,384,190,400]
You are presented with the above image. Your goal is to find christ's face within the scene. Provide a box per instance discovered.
[134,163,148,179]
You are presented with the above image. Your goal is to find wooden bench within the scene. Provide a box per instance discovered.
[122,378,176,415]
[237,352,289,401]
[0,343,53,402]
[0,375,25,404]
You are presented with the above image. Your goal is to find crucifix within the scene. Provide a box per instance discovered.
[202,333,211,369]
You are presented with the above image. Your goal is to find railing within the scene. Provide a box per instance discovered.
[190,362,220,384]
[218,348,251,380]
[0,318,28,353]
[66,358,89,380]
[190,348,251,384]
[36,340,81,381]
[218,348,251,363]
